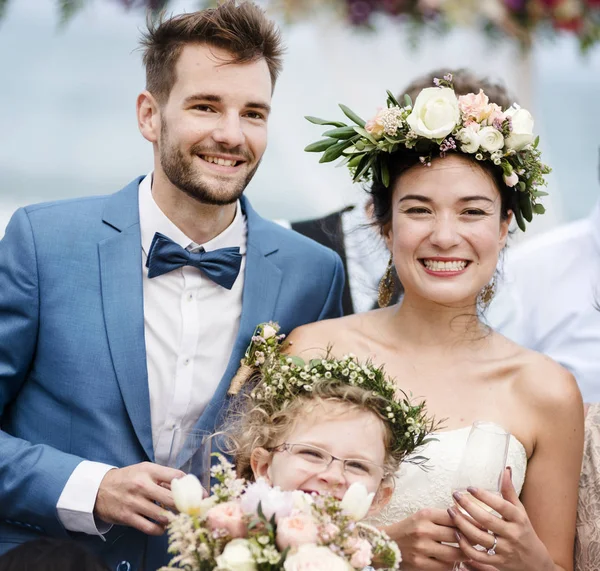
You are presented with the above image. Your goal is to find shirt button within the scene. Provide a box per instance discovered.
[184,358,190,366]
[187,293,193,302]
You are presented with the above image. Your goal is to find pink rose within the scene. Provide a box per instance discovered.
[365,108,385,139]
[458,90,490,122]
[206,501,247,539]
[347,537,373,569]
[503,171,519,187]
[276,514,319,550]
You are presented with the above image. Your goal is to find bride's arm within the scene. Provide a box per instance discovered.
[450,358,583,571]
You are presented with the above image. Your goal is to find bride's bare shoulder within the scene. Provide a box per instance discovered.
[284,313,367,360]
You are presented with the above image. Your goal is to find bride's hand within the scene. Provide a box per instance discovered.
[383,507,468,570]
[448,468,554,571]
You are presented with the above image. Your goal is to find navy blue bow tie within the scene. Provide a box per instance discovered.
[146,232,242,290]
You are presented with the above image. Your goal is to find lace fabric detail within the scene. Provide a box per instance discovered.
[367,426,528,527]
[575,402,600,571]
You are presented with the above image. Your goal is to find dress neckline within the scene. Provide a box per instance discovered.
[433,425,528,459]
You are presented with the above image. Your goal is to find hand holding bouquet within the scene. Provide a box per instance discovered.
[160,455,401,571]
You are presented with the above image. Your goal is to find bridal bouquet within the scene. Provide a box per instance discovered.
[159,455,401,571]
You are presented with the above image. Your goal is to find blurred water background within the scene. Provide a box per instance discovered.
[1,0,599,238]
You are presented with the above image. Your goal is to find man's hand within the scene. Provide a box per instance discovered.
[94,462,185,535]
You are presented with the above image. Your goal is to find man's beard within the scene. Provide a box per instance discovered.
[159,122,261,206]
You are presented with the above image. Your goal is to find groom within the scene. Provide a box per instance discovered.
[0,2,343,569]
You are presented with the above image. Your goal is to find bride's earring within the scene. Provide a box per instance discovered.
[378,256,395,308]
[478,276,497,309]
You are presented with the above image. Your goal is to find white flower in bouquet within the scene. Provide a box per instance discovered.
[215,538,257,571]
[340,482,375,521]
[290,490,313,514]
[478,126,505,153]
[283,544,353,571]
[171,474,214,517]
[262,324,278,339]
[406,87,460,139]
[504,105,535,150]
[456,124,481,154]
[240,478,294,521]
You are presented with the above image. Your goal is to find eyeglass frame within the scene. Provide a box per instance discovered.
[269,442,390,482]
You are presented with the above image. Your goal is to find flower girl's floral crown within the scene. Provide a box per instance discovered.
[228,322,437,464]
[305,74,550,231]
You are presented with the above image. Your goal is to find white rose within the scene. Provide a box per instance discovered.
[171,474,212,516]
[504,106,535,150]
[216,538,257,571]
[340,482,375,521]
[456,125,480,154]
[406,87,460,140]
[478,126,505,152]
[283,545,352,571]
[262,324,277,339]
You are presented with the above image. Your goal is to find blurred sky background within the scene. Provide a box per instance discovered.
[1,0,599,239]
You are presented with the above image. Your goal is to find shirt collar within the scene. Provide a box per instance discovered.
[139,173,246,256]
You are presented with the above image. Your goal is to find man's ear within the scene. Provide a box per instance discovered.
[137,90,161,144]
[250,447,273,484]
[369,476,395,515]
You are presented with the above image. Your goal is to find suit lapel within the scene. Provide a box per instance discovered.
[198,197,283,430]
[99,178,154,461]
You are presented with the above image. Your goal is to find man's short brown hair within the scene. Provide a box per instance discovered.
[140,0,284,104]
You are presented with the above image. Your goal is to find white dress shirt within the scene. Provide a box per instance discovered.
[57,174,246,534]
[488,200,600,400]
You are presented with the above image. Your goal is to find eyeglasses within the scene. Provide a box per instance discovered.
[272,442,387,482]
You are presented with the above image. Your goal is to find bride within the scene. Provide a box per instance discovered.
[289,78,583,570]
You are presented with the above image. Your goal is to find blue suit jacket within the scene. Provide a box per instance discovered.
[0,178,344,569]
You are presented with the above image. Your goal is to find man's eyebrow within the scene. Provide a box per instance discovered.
[183,93,271,114]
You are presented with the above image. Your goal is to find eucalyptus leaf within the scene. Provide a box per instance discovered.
[404,94,413,108]
[323,126,358,140]
[354,154,376,182]
[347,153,366,168]
[532,203,546,215]
[304,138,338,153]
[339,104,366,128]
[305,116,346,128]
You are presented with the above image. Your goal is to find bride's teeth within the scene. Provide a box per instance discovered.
[423,260,467,272]
[203,156,237,167]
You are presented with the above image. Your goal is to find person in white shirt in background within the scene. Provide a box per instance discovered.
[488,197,600,401]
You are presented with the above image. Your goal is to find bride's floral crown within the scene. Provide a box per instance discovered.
[228,322,437,464]
[305,74,550,231]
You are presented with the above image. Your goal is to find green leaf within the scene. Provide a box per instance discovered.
[257,501,267,523]
[322,126,358,140]
[319,140,352,163]
[304,138,338,153]
[518,192,533,223]
[353,154,376,182]
[380,156,390,187]
[517,181,526,192]
[58,0,84,26]
[386,90,401,108]
[512,203,526,231]
[304,116,346,128]
[353,126,378,145]
[533,135,540,149]
[339,104,366,128]
[532,203,546,215]
[347,153,365,168]
[404,94,413,108]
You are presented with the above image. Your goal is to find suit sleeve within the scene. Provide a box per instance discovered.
[317,250,345,321]
[0,208,85,537]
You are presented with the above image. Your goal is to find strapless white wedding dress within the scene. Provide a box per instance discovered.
[367,426,528,527]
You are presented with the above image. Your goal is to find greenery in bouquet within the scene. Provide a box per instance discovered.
[305,74,551,231]
[160,454,401,571]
